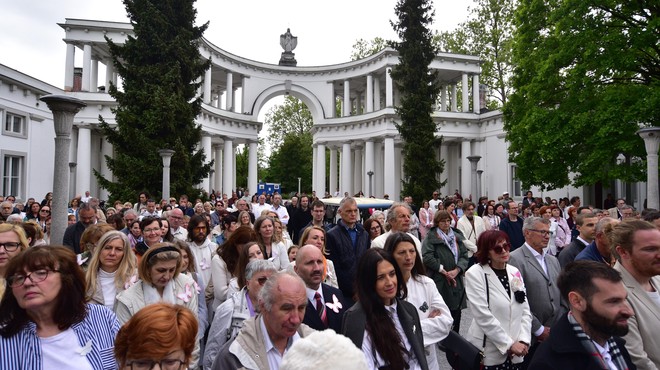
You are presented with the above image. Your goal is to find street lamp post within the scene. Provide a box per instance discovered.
[367,171,374,198]
[40,94,87,245]
[298,177,301,195]
[158,149,175,201]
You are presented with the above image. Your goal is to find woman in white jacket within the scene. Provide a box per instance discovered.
[465,230,532,370]
[384,232,454,370]
[254,215,289,270]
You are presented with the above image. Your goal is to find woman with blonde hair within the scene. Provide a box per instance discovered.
[237,210,253,228]
[0,224,29,299]
[85,230,138,311]
[114,303,197,370]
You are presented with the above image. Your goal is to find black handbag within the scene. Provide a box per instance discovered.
[442,273,489,370]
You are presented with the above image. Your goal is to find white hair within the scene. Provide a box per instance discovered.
[280,330,368,370]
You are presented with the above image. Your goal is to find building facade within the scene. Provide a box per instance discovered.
[0,18,646,208]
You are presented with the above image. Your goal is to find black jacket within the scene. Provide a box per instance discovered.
[341,299,429,370]
[326,220,370,300]
[303,283,352,332]
[528,313,636,370]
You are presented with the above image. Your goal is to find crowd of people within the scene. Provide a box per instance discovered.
[0,188,658,370]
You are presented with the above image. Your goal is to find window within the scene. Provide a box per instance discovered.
[511,165,522,198]
[2,154,24,199]
[3,112,27,137]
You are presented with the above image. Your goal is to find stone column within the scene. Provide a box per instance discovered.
[440,143,449,197]
[312,145,318,192]
[366,75,374,113]
[68,163,77,201]
[223,139,233,194]
[343,80,351,117]
[99,139,113,201]
[373,76,381,111]
[461,140,471,197]
[385,68,393,107]
[81,44,92,92]
[76,127,91,196]
[90,59,98,93]
[384,136,395,198]
[64,44,75,92]
[214,145,223,194]
[394,145,403,200]
[637,127,660,210]
[462,73,469,112]
[440,85,447,112]
[40,95,86,244]
[329,147,338,196]
[203,67,212,104]
[451,84,458,112]
[467,156,481,201]
[364,140,375,197]
[341,143,352,195]
[158,149,175,202]
[226,71,234,111]
[473,74,480,113]
[232,149,237,191]
[201,135,212,192]
[375,141,384,197]
[248,141,258,196]
[353,144,363,194]
[317,143,326,196]
[477,170,484,199]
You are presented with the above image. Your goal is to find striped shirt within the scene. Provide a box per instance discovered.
[0,304,120,370]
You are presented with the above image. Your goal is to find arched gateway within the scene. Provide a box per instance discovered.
[21,18,510,201]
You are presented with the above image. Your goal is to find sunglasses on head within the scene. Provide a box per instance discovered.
[492,243,511,254]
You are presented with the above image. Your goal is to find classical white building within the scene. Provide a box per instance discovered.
[0,18,646,209]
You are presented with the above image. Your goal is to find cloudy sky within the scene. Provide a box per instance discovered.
[1,0,471,89]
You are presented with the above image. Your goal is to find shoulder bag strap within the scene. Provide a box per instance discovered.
[483,273,489,349]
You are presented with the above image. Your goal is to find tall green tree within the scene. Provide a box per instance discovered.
[95,0,212,201]
[390,0,444,202]
[436,0,516,108]
[503,0,658,190]
[261,96,314,193]
[350,37,388,60]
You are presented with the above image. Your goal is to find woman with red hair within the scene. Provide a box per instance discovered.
[114,303,197,370]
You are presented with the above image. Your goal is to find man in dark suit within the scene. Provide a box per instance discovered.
[326,197,370,300]
[558,213,597,268]
[509,216,564,370]
[294,245,350,332]
[63,202,98,254]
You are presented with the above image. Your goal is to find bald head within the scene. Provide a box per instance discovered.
[295,245,324,289]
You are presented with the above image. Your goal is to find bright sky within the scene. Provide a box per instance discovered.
[1,0,472,90]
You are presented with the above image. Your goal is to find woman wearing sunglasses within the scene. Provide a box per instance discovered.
[464,230,532,370]
[203,259,276,369]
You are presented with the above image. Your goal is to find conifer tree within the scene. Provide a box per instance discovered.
[390,0,444,202]
[96,0,212,201]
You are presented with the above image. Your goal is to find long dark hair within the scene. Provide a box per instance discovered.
[383,232,426,278]
[0,246,87,337]
[356,248,409,369]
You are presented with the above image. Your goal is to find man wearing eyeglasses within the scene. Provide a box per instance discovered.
[508,216,563,370]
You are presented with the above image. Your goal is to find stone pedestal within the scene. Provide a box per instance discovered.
[40,95,87,245]
[159,149,175,201]
[637,127,660,210]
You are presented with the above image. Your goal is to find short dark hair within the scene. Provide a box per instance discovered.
[475,230,510,265]
[311,200,325,209]
[557,260,622,303]
[140,216,162,231]
[0,246,87,337]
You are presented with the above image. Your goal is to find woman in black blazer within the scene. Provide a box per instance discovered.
[341,248,429,370]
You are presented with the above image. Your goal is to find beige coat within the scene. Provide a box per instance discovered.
[615,261,660,370]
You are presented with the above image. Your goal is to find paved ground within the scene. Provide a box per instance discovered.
[437,308,473,370]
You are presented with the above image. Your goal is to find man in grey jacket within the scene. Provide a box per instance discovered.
[212,271,315,370]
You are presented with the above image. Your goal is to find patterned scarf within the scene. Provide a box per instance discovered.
[437,227,458,263]
[567,312,629,370]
